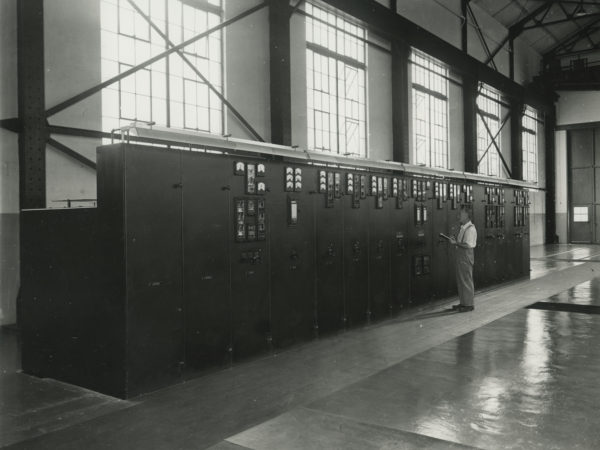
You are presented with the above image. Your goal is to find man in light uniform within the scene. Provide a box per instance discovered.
[450,207,477,312]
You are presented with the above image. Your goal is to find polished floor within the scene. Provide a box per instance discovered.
[2,244,600,449]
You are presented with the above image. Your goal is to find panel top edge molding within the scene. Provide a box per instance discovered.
[121,125,535,189]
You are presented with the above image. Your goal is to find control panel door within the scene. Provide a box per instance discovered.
[181,152,231,371]
[315,170,345,335]
[408,179,434,304]
[124,146,184,394]
[270,164,316,348]
[431,181,450,299]
[343,178,369,328]
[368,188,392,321]
[390,193,410,314]
[471,184,487,288]
[230,159,270,362]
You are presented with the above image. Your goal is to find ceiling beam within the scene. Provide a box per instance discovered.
[544,16,600,58]
[522,12,600,31]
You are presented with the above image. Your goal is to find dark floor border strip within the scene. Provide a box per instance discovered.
[527,302,600,315]
[530,258,600,263]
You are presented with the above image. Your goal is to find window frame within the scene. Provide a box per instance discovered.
[100,0,224,135]
[476,84,503,177]
[410,49,450,169]
[522,106,538,183]
[305,2,368,158]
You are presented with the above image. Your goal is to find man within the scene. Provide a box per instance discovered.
[449,207,477,312]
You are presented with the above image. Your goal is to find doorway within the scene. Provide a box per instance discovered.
[568,128,600,243]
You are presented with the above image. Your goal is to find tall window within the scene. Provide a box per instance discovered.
[305,3,367,157]
[522,107,538,183]
[411,49,449,168]
[100,0,223,134]
[477,85,502,177]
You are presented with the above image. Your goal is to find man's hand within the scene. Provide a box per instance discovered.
[449,237,457,245]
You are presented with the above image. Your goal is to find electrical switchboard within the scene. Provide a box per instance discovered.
[20,142,533,398]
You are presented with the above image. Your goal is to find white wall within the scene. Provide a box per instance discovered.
[395,0,542,83]
[556,90,600,127]
[226,0,270,141]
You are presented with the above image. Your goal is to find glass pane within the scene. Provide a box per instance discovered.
[573,207,589,223]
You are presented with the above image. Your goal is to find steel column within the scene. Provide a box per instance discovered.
[508,37,515,80]
[269,0,292,146]
[463,74,478,173]
[510,100,524,181]
[17,0,47,209]
[545,106,557,243]
[392,40,410,163]
[461,0,468,52]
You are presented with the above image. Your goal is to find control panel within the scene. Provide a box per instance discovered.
[284,166,303,192]
[484,187,506,229]
[235,198,267,242]
[233,160,267,195]
[393,177,409,209]
[514,190,529,227]
[318,170,342,208]
[413,255,431,276]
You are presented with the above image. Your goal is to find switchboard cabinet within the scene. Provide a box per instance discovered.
[315,172,345,335]
[181,152,231,370]
[431,180,450,299]
[368,184,392,321]
[408,178,434,303]
[342,179,369,327]
[390,181,410,313]
[471,184,487,288]
[230,157,270,361]
[269,164,316,349]
[123,147,185,393]
[20,142,532,398]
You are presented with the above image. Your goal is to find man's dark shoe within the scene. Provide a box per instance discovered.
[458,305,474,312]
[451,304,461,310]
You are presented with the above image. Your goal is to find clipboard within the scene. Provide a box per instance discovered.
[439,233,452,241]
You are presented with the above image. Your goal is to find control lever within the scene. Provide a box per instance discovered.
[290,250,299,261]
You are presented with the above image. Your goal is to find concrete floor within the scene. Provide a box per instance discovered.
[2,244,600,449]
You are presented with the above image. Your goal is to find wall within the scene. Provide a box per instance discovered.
[529,189,546,246]
[556,90,600,127]
[226,0,270,141]
[394,0,542,84]
[45,0,100,207]
[0,0,19,326]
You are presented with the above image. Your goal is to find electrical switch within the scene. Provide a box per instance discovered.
[234,161,245,175]
[246,164,256,194]
[288,198,298,226]
[346,173,354,194]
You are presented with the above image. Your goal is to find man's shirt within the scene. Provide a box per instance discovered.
[457,220,477,249]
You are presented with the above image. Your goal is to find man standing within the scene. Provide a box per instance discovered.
[449,207,477,312]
